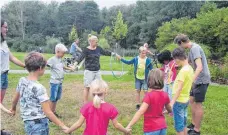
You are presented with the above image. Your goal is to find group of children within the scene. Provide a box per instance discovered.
[1,33,210,135]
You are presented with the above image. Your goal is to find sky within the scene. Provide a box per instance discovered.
[0,0,137,9]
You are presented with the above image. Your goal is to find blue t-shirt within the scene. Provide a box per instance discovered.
[70,42,77,54]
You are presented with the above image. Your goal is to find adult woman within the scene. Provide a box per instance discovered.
[1,20,25,103]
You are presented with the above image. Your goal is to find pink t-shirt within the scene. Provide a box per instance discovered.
[160,60,177,83]
[143,90,170,132]
[80,102,118,135]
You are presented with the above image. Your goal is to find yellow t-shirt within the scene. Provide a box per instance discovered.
[172,65,194,103]
[136,57,146,80]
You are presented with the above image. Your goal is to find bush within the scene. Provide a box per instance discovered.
[98,37,110,49]
[44,36,61,53]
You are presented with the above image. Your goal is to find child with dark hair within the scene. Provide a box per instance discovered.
[157,50,177,100]
[11,52,69,135]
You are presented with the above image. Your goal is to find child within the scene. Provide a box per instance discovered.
[170,47,194,135]
[11,52,69,135]
[143,43,154,55]
[126,69,172,135]
[74,34,116,103]
[47,43,74,117]
[116,46,153,110]
[157,50,177,100]
[65,79,131,135]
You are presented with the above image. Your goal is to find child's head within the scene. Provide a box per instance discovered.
[172,47,187,67]
[25,52,46,76]
[143,43,149,49]
[174,34,191,49]
[157,50,173,65]
[88,34,98,47]
[55,43,68,58]
[148,69,164,90]
[139,46,147,58]
[90,79,108,108]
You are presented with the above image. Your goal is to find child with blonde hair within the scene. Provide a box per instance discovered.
[66,79,131,135]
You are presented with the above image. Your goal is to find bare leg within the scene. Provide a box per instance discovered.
[0,89,6,103]
[194,102,204,132]
[189,96,196,125]
[136,90,140,104]
[84,87,90,103]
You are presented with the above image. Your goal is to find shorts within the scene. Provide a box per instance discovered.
[50,83,62,102]
[24,117,49,135]
[135,78,148,91]
[173,101,189,132]
[144,128,167,135]
[190,83,209,102]
[84,70,102,87]
[1,71,8,89]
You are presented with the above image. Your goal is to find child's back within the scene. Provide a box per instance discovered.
[143,90,170,132]
[17,77,49,121]
[81,102,118,135]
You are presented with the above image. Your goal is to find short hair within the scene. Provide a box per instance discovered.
[88,34,98,42]
[147,69,164,89]
[55,43,68,53]
[172,47,187,60]
[174,34,190,45]
[157,50,173,64]
[25,52,46,72]
[139,46,147,52]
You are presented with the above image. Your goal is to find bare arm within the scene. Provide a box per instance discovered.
[193,58,203,82]
[66,114,85,133]
[112,118,130,134]
[11,92,20,115]
[76,46,82,52]
[9,52,25,68]
[127,102,149,128]
[170,80,184,106]
[0,103,13,115]
[41,101,68,130]
[165,103,172,113]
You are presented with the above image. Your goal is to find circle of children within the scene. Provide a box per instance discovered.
[1,19,210,135]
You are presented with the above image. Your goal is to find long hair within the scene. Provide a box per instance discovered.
[90,79,108,108]
[1,19,6,42]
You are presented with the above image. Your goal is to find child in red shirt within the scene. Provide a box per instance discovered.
[66,79,131,135]
[126,69,172,135]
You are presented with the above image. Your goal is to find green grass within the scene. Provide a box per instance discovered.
[10,52,133,71]
[1,73,228,135]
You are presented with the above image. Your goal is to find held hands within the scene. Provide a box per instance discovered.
[115,54,122,60]
[61,125,70,134]
[125,126,132,135]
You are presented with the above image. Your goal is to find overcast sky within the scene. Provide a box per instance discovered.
[0,0,137,9]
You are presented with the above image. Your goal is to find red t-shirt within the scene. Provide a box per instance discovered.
[80,102,118,135]
[143,90,170,132]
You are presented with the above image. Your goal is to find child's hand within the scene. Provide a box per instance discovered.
[10,108,16,116]
[116,54,122,60]
[125,126,132,135]
[61,125,70,134]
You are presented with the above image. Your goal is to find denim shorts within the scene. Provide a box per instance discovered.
[144,128,167,135]
[24,117,49,135]
[173,101,189,132]
[135,78,148,91]
[1,72,8,89]
[163,83,173,100]
[50,83,62,102]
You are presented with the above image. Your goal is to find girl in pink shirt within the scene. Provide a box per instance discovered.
[66,79,131,135]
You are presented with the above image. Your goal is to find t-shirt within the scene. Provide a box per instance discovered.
[76,46,112,71]
[0,41,10,73]
[47,56,64,84]
[70,42,77,54]
[80,102,118,135]
[16,77,49,121]
[161,60,177,84]
[172,65,194,103]
[136,57,146,80]
[143,91,170,132]
[188,43,211,84]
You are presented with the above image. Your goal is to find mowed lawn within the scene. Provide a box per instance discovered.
[1,73,228,135]
[10,52,133,71]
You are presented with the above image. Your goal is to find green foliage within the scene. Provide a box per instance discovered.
[68,25,78,43]
[98,37,110,49]
[45,36,61,53]
[112,11,128,41]
[161,43,178,52]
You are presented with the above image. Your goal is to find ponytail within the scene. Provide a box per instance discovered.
[93,95,101,108]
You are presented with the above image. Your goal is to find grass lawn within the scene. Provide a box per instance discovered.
[1,73,228,135]
[10,52,133,71]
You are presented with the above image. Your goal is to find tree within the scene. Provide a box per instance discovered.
[112,11,128,44]
[68,25,78,42]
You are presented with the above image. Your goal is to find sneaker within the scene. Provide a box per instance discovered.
[187,123,195,130]
[54,112,62,118]
[136,104,140,110]
[188,130,200,135]
[1,129,12,135]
